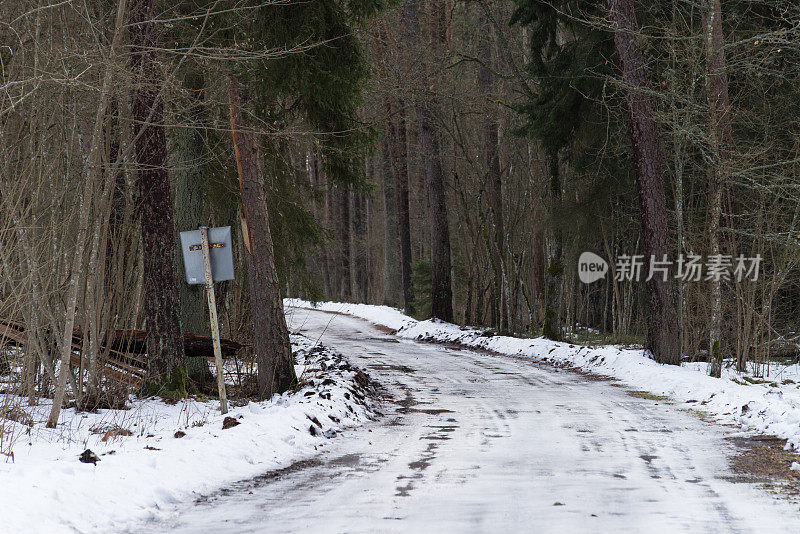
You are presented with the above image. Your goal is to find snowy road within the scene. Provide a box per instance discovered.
[139,308,800,533]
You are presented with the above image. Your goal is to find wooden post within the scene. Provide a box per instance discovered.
[200,226,228,414]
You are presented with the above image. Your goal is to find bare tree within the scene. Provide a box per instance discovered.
[47,0,128,427]
[478,3,506,332]
[703,0,733,377]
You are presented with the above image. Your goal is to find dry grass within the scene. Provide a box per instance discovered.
[728,435,800,500]
[680,407,715,422]
[626,390,671,402]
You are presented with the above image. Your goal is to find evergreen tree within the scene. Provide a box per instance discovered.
[130,0,186,384]
[510,0,615,340]
[175,0,384,293]
[168,0,385,396]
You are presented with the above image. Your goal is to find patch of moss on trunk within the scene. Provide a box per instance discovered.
[143,365,193,400]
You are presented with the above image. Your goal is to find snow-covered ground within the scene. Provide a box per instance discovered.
[285,298,416,331]
[0,335,374,533]
[8,300,800,533]
[131,305,800,533]
[286,299,800,452]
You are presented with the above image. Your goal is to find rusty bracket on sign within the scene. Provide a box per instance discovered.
[189,243,224,251]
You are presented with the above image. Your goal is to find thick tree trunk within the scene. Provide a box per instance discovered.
[670,0,687,358]
[228,77,297,398]
[703,0,733,376]
[129,0,186,381]
[393,102,414,314]
[607,0,680,365]
[420,108,453,322]
[170,69,211,382]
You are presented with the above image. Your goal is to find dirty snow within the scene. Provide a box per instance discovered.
[134,306,800,533]
[287,299,800,453]
[0,335,374,533]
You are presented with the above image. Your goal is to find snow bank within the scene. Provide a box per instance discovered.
[0,335,374,533]
[284,298,416,331]
[287,299,800,452]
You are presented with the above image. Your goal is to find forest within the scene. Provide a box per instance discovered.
[6,0,800,531]
[0,0,800,414]
[2,0,800,416]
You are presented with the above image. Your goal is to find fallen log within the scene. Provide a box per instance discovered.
[73,329,243,359]
[0,319,242,359]
[0,319,244,386]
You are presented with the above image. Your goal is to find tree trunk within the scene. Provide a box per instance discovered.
[337,186,352,301]
[129,0,186,382]
[703,0,733,376]
[607,0,680,365]
[709,180,723,377]
[381,126,401,306]
[478,6,505,332]
[670,0,687,359]
[420,107,453,322]
[405,0,453,322]
[542,151,563,341]
[323,176,336,299]
[393,101,414,314]
[352,186,368,302]
[170,69,211,382]
[228,77,297,398]
[532,227,546,329]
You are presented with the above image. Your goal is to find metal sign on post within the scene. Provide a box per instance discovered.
[180,226,231,414]
[180,226,234,285]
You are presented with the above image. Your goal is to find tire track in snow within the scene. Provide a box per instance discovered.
[136,308,800,533]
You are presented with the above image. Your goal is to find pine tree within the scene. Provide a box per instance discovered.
[606,0,679,364]
[129,0,186,383]
[510,0,614,340]
[403,0,453,322]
